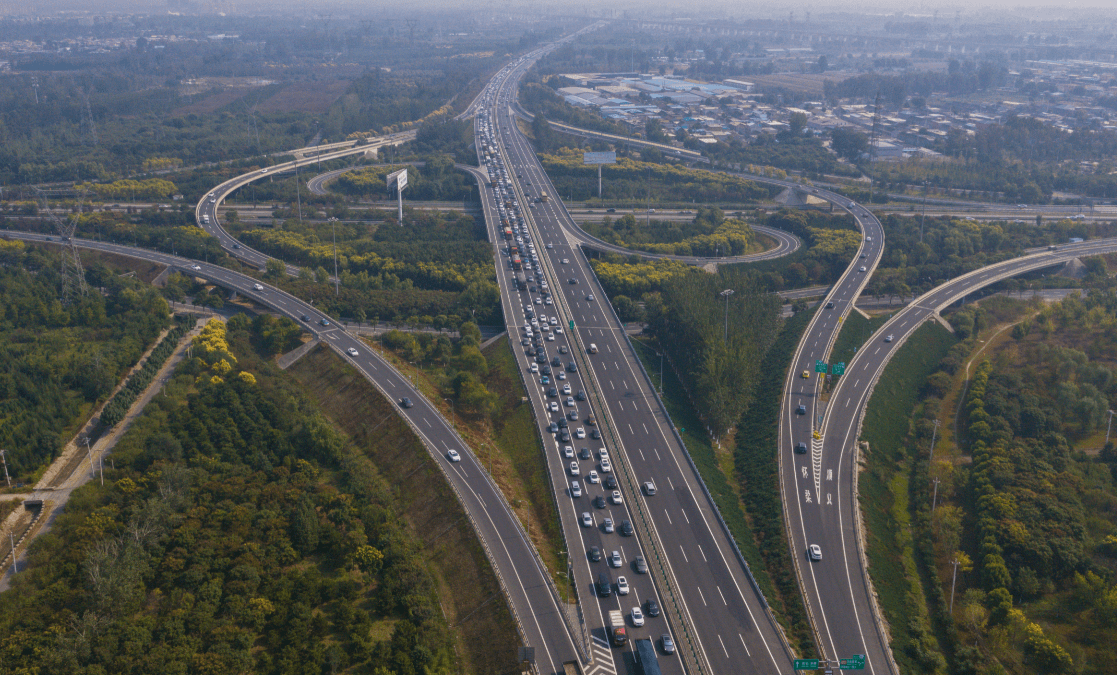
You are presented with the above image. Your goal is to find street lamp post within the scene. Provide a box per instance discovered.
[720,289,735,344]
[1107,409,1115,445]
[929,419,941,464]
[949,558,962,612]
[0,449,10,487]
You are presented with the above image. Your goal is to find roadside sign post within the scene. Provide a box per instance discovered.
[386,168,408,225]
[831,362,846,376]
[815,360,828,374]
[583,151,616,199]
[794,656,866,671]
[794,659,819,671]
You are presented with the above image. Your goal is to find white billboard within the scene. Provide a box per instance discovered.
[583,151,617,165]
[387,168,408,191]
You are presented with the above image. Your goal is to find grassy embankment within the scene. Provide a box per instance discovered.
[358,334,569,596]
[858,321,957,674]
[288,345,523,674]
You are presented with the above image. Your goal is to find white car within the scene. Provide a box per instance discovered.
[600,458,612,473]
[610,550,622,568]
[617,576,630,595]
[563,445,574,458]
[447,449,461,462]
[631,607,644,627]
[530,363,539,373]
[191,264,201,271]
[587,470,599,484]
[808,544,822,561]
[575,428,586,439]
[569,462,579,476]
[859,266,867,273]
[570,481,582,497]
[253,283,264,291]
[581,512,593,527]
[549,401,560,412]
[347,347,359,357]
[562,384,572,395]
[610,490,623,505]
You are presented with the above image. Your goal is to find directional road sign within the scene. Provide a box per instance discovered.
[569,320,575,330]
[793,659,819,671]
[840,655,866,670]
[832,362,846,376]
[815,360,828,373]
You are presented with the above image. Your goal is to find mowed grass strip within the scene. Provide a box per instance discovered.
[288,345,521,675]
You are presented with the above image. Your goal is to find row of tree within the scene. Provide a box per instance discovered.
[99,317,193,428]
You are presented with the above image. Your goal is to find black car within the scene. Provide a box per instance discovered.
[536,354,548,364]
[797,404,807,415]
[593,495,607,509]
[589,546,602,562]
[795,442,808,454]
[567,410,579,421]
[399,398,414,408]
[579,447,592,460]
[620,520,634,536]
[548,387,559,397]
[576,391,586,401]
[590,429,601,440]
[552,357,562,367]
[634,557,648,574]
[558,418,568,429]
[597,572,612,597]
[319,318,331,327]
[300,315,310,322]
[825,301,835,309]
[567,362,578,373]
[548,422,559,433]
[541,365,552,375]
[646,598,660,617]
[559,431,571,442]
[569,278,579,285]
[604,474,618,490]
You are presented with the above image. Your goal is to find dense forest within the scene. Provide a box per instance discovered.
[0,240,170,480]
[0,316,459,675]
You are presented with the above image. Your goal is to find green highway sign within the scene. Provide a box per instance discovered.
[815,360,828,373]
[569,320,575,330]
[793,659,819,670]
[832,362,846,376]
[840,655,866,670]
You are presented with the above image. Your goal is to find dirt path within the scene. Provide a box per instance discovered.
[0,317,210,590]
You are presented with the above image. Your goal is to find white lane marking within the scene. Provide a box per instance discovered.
[642,423,649,434]
[681,509,690,524]
[718,586,727,605]
[698,587,708,606]
[698,544,708,562]
[679,545,689,563]
[655,449,662,461]
[423,418,432,428]
[664,509,672,525]
[639,449,646,461]
[739,633,752,657]
[718,635,729,658]
[628,424,634,434]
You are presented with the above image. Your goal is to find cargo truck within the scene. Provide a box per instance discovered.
[634,638,661,675]
[608,609,627,647]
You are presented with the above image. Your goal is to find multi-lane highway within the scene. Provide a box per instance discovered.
[478,48,800,675]
[1,229,586,674]
[796,237,1117,672]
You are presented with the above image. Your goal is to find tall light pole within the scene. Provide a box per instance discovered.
[949,558,961,613]
[720,289,735,344]
[929,419,941,464]
[931,477,941,513]
[0,449,10,487]
[330,217,340,297]
[1107,410,1115,445]
[920,180,928,243]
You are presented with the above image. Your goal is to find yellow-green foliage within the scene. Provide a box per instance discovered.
[193,319,236,367]
[78,178,177,202]
[590,258,697,296]
[240,229,488,291]
[141,157,182,172]
[540,148,769,201]
[808,227,861,259]
[634,218,757,257]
